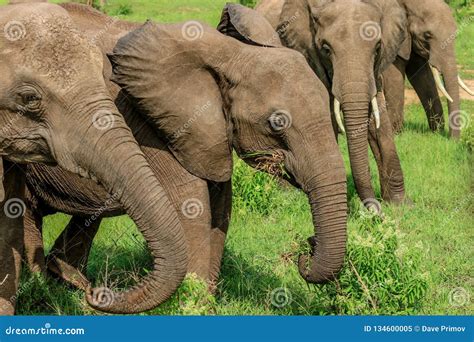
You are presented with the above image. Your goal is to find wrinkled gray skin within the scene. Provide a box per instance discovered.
[0,3,189,315]
[25,3,348,294]
[256,0,406,208]
[383,0,469,139]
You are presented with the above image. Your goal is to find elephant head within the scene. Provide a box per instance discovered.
[258,0,406,207]
[109,4,348,284]
[397,0,473,138]
[0,3,187,313]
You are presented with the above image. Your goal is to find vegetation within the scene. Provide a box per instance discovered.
[0,0,471,315]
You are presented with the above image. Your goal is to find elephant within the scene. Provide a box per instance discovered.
[256,0,407,209]
[23,2,348,303]
[0,2,190,315]
[382,0,473,138]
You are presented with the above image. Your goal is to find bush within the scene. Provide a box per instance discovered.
[232,158,282,216]
[239,0,258,8]
[305,216,429,314]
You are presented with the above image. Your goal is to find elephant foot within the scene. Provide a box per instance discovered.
[46,255,91,291]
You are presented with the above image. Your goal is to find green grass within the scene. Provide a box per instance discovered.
[1,0,471,315]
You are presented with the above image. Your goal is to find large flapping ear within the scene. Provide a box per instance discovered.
[278,0,330,87]
[397,20,412,61]
[109,21,232,182]
[365,0,408,71]
[217,3,282,47]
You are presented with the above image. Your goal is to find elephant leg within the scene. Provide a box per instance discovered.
[23,202,46,274]
[46,216,100,290]
[140,145,212,284]
[383,58,407,134]
[0,162,25,315]
[208,180,232,292]
[406,53,444,132]
[368,91,405,204]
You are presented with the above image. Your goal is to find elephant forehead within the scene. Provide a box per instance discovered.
[7,13,96,90]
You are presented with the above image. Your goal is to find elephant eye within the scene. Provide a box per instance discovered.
[423,31,433,41]
[321,42,332,56]
[21,91,42,111]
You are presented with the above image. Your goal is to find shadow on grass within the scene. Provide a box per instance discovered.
[217,246,337,315]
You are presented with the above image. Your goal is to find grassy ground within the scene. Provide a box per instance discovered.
[2,0,472,315]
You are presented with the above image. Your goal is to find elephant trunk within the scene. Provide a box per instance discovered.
[291,139,347,283]
[441,53,461,139]
[67,97,187,313]
[343,98,376,207]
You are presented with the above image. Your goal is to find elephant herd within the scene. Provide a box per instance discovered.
[0,0,470,315]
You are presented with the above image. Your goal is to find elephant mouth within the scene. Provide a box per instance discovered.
[240,149,300,188]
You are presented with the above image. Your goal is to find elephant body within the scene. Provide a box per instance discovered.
[23,2,349,311]
[0,2,190,315]
[383,0,472,139]
[256,0,406,209]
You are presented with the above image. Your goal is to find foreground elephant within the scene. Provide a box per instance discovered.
[24,2,347,299]
[383,0,473,138]
[256,0,406,208]
[0,2,189,314]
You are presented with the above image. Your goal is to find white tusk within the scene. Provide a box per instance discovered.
[430,65,454,103]
[334,98,345,133]
[458,76,474,96]
[371,97,380,129]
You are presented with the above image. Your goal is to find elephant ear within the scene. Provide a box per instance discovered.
[217,3,282,47]
[278,0,330,87]
[365,0,408,71]
[397,26,412,61]
[109,21,232,182]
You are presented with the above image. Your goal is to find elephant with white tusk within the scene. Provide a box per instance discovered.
[256,0,407,209]
[382,0,473,139]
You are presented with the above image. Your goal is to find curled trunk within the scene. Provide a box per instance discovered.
[70,100,187,313]
[293,150,348,283]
